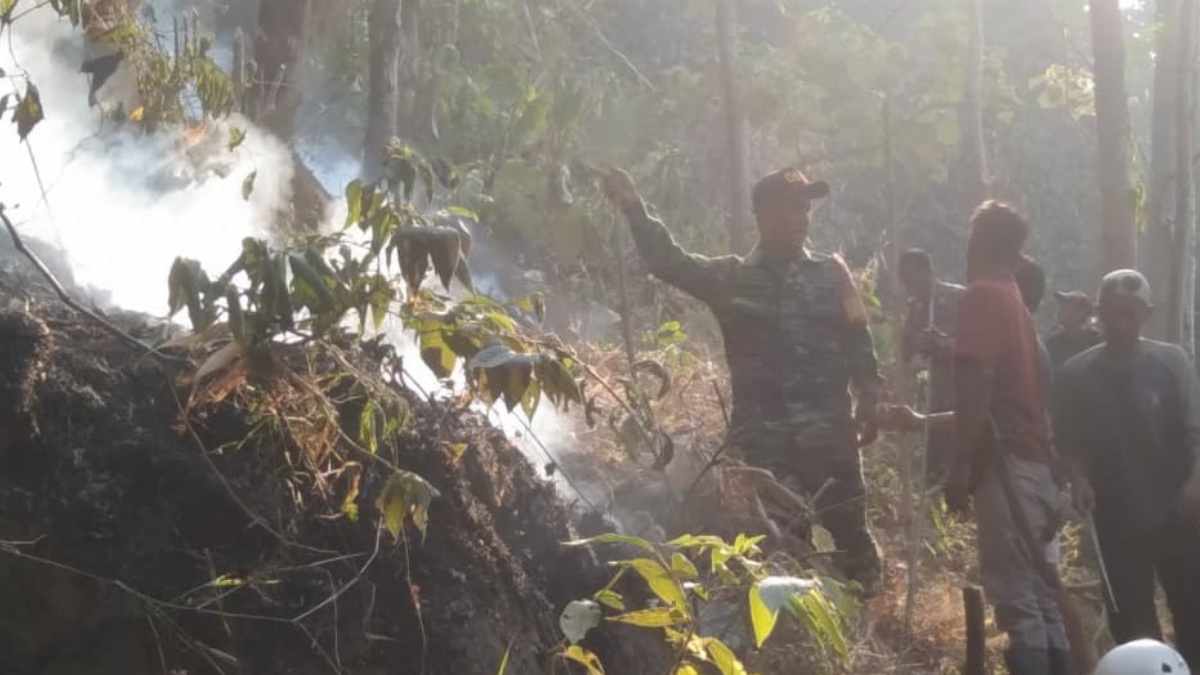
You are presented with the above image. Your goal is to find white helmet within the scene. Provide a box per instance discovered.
[1095,639,1190,675]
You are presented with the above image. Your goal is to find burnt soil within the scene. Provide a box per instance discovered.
[0,257,668,675]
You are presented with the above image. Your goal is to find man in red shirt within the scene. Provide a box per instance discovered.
[951,202,1067,675]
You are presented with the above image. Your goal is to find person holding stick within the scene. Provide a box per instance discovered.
[881,203,1071,674]
[1053,269,1200,667]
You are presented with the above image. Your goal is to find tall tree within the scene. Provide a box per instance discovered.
[254,0,311,139]
[715,0,751,254]
[1144,0,1191,340]
[364,0,403,182]
[959,0,989,210]
[1168,0,1197,349]
[1089,0,1137,283]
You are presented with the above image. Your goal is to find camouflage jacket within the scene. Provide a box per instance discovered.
[623,202,882,448]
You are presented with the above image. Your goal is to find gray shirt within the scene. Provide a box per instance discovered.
[1054,339,1200,528]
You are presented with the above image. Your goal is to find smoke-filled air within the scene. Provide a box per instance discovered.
[1,2,1198,675]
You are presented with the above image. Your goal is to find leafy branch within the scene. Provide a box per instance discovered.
[558,532,856,675]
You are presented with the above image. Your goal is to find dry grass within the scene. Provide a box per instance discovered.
[562,323,1110,674]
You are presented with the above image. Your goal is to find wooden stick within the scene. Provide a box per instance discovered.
[963,585,986,675]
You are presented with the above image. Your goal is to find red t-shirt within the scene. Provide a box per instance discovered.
[954,277,1050,463]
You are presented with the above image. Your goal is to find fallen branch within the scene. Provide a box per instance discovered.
[1,203,186,364]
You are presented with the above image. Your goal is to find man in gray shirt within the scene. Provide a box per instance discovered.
[1054,269,1200,666]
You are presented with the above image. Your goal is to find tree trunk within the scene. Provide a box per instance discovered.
[253,0,311,139]
[363,0,403,183]
[1144,0,1183,339]
[396,0,423,140]
[959,0,989,210]
[1169,0,1198,347]
[1089,0,1137,285]
[715,0,751,255]
[252,0,329,230]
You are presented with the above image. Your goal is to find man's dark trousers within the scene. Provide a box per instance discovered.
[1094,506,1200,667]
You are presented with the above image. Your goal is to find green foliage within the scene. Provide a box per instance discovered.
[13,81,42,141]
[0,0,18,25]
[376,469,440,543]
[227,127,247,151]
[1031,64,1096,120]
[561,532,853,673]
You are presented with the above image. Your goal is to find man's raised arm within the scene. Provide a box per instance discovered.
[603,169,738,307]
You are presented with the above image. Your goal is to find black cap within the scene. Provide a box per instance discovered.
[752,168,830,213]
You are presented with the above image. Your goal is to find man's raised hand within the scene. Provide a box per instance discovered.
[602,168,641,212]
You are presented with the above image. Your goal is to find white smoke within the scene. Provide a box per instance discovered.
[0,6,598,512]
[0,9,293,317]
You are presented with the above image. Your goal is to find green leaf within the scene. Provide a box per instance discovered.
[593,589,625,611]
[212,574,245,588]
[733,533,766,556]
[375,469,440,543]
[345,179,364,228]
[241,170,257,200]
[562,533,657,554]
[748,584,779,648]
[446,442,468,462]
[495,642,512,675]
[513,88,549,144]
[666,534,729,549]
[625,558,687,611]
[14,81,44,141]
[674,666,701,675]
[0,0,18,25]
[368,280,394,330]
[427,229,463,290]
[386,144,419,201]
[446,206,479,221]
[607,607,686,628]
[811,524,836,553]
[563,645,605,675]
[520,377,541,419]
[288,253,336,311]
[227,127,246,151]
[560,599,603,644]
[501,362,533,412]
[359,400,381,454]
[704,638,748,675]
[788,584,848,661]
[670,553,699,580]
[418,327,458,379]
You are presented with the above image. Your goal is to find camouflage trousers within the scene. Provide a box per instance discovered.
[737,423,882,587]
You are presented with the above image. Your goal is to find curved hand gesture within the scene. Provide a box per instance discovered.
[601,169,641,212]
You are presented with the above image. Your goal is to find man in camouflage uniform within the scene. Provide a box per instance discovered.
[603,167,884,589]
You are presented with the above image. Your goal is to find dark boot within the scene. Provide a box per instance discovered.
[1047,649,1070,675]
[1004,648,1051,675]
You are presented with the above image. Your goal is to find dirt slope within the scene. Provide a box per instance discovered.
[0,258,665,675]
